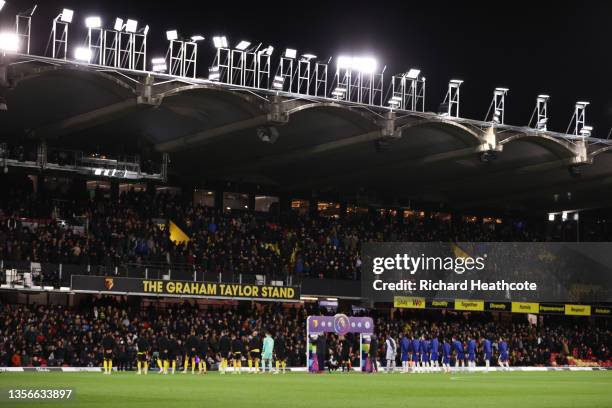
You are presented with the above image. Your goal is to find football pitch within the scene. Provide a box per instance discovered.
[1,371,611,408]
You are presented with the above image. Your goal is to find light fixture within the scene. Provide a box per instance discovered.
[450,79,464,85]
[0,0,6,11]
[272,75,284,90]
[74,47,92,62]
[213,36,228,48]
[284,48,297,58]
[60,8,73,23]
[332,86,347,98]
[235,40,251,50]
[492,109,502,124]
[85,16,102,29]
[191,35,204,42]
[336,56,377,73]
[548,213,555,222]
[151,57,167,72]
[405,68,421,79]
[301,53,317,61]
[573,213,579,221]
[142,25,150,35]
[537,117,548,131]
[113,18,124,31]
[166,30,178,41]
[208,66,220,81]
[0,32,18,52]
[125,19,138,33]
[580,125,593,137]
[261,45,274,56]
[561,211,568,221]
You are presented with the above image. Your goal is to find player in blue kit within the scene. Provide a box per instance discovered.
[411,335,421,373]
[400,333,411,373]
[442,338,452,373]
[420,335,430,372]
[452,336,465,370]
[430,334,440,372]
[467,336,477,371]
[481,336,492,371]
[498,337,510,371]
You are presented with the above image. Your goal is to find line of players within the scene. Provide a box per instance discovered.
[101,329,288,375]
[381,333,510,373]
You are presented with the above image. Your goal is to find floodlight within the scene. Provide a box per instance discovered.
[301,53,317,61]
[495,87,509,95]
[580,126,593,137]
[537,94,549,100]
[547,213,555,222]
[576,101,589,107]
[114,18,124,31]
[332,86,347,97]
[235,40,251,50]
[561,211,568,221]
[166,30,178,41]
[60,8,73,23]
[450,79,463,85]
[208,66,220,81]
[261,45,274,56]
[0,32,19,52]
[573,213,579,221]
[537,117,548,131]
[143,25,150,35]
[272,75,285,90]
[405,68,421,79]
[337,56,352,69]
[0,1,6,11]
[284,48,297,58]
[125,19,138,33]
[191,35,204,42]
[353,57,377,73]
[85,16,102,29]
[74,47,92,62]
[213,36,228,48]
[152,57,167,72]
[492,109,502,124]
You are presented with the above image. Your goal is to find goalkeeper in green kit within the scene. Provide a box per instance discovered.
[261,330,274,373]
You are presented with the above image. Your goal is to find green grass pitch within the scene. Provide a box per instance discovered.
[0,371,611,408]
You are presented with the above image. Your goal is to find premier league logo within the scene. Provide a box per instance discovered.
[333,313,350,336]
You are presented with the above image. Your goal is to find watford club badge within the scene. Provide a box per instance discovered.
[104,277,114,290]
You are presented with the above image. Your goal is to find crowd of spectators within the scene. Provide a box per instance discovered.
[0,299,609,369]
[1,186,608,282]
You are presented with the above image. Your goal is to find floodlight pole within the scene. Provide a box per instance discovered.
[230,49,246,85]
[103,29,119,67]
[528,95,549,130]
[244,51,256,87]
[118,31,135,69]
[297,59,311,95]
[133,31,147,71]
[87,27,104,65]
[213,47,230,83]
[573,102,588,136]
[443,80,462,118]
[279,56,294,92]
[256,52,271,89]
[485,87,508,124]
[314,62,328,97]
[16,13,34,54]
[51,15,69,59]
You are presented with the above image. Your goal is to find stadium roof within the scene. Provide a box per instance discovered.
[3,57,612,213]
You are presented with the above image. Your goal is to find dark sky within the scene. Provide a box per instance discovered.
[2,0,611,136]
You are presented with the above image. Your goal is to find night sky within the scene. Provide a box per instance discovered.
[1,0,611,137]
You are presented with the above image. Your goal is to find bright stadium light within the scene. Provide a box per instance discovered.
[213,36,228,48]
[191,35,204,42]
[166,30,178,41]
[405,68,421,79]
[0,1,6,11]
[142,25,150,35]
[580,125,593,137]
[125,19,138,33]
[208,66,220,81]
[272,75,285,90]
[114,18,124,31]
[548,213,555,222]
[74,46,92,62]
[0,32,19,52]
[235,40,251,50]
[261,45,274,56]
[337,56,352,69]
[284,48,297,58]
[60,8,73,23]
[353,57,377,73]
[151,57,167,72]
[301,53,317,61]
[85,16,102,29]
